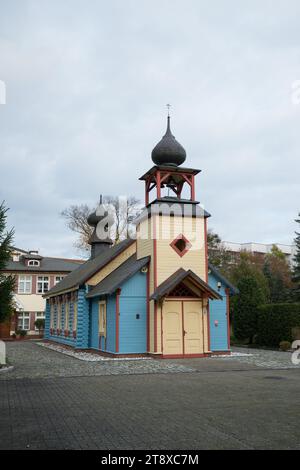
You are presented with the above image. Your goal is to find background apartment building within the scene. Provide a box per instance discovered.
[0,247,83,337]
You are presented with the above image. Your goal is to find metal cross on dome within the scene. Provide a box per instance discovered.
[166,103,171,117]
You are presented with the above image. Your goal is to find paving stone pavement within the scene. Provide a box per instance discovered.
[213,346,300,370]
[1,341,300,450]
[1,341,197,379]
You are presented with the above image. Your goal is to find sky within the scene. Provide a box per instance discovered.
[0,0,300,258]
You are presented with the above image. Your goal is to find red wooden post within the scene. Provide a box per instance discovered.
[116,288,121,353]
[156,171,161,199]
[191,174,195,200]
[225,288,231,350]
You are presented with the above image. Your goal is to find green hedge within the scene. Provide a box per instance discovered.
[257,303,300,347]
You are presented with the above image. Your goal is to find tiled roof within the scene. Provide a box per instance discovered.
[86,254,149,298]
[150,268,222,301]
[44,239,135,296]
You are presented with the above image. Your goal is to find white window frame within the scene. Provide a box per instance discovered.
[28,260,40,267]
[73,302,77,332]
[34,312,45,330]
[37,276,49,294]
[98,301,106,337]
[54,275,64,285]
[18,275,32,294]
[18,312,30,331]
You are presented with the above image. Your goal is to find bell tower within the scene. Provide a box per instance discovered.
[136,115,212,356]
[141,115,200,205]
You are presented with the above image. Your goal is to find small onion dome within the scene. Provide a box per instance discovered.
[87,210,102,227]
[151,116,186,167]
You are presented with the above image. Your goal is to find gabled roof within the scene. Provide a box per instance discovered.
[150,268,222,301]
[208,263,239,295]
[3,257,83,273]
[44,238,135,297]
[86,254,150,298]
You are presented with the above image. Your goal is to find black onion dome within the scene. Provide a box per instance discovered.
[87,211,102,227]
[151,116,186,166]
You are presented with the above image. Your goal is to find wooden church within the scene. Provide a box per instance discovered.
[44,117,237,357]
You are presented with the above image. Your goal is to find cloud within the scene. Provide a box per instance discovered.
[0,0,299,257]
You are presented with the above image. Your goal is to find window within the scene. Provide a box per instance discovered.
[73,302,77,332]
[170,234,192,257]
[28,260,40,267]
[37,276,49,294]
[64,302,69,331]
[50,304,54,329]
[55,276,64,285]
[57,303,61,330]
[18,275,32,294]
[98,301,106,337]
[35,312,45,330]
[18,312,30,330]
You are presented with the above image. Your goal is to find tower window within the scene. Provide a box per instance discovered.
[170,234,192,257]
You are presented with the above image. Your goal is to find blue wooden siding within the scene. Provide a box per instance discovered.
[47,298,77,348]
[44,300,50,340]
[119,271,147,354]
[208,273,229,351]
[90,300,99,350]
[88,270,147,354]
[75,287,89,349]
[46,287,89,349]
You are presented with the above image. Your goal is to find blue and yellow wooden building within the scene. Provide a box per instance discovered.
[44,117,237,357]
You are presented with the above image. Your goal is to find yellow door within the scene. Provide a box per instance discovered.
[183,301,203,354]
[162,301,183,355]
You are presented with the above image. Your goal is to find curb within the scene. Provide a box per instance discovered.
[0,365,14,374]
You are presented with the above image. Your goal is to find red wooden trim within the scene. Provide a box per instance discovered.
[181,173,192,186]
[153,217,158,352]
[204,218,208,282]
[160,172,171,184]
[116,288,121,353]
[160,303,163,355]
[191,174,195,200]
[165,297,199,301]
[202,298,205,354]
[207,299,211,352]
[161,353,211,359]
[154,303,157,353]
[226,288,231,350]
[146,267,150,352]
[156,171,161,199]
[153,218,157,289]
[182,301,185,356]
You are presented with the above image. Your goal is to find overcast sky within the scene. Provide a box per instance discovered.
[0,0,299,258]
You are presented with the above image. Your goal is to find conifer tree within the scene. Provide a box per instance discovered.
[0,202,15,323]
[292,214,300,300]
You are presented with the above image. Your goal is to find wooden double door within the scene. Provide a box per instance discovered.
[162,300,204,356]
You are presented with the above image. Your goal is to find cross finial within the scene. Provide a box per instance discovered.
[166,103,171,117]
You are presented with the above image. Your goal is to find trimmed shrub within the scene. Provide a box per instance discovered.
[257,303,300,347]
[232,276,268,343]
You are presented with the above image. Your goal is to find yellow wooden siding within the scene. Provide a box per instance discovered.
[203,299,210,352]
[136,219,155,295]
[87,242,136,286]
[155,215,206,286]
[149,301,154,352]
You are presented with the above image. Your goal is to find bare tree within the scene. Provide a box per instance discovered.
[61,204,93,254]
[61,196,141,253]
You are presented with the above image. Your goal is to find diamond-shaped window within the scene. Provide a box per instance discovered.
[170,234,192,257]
